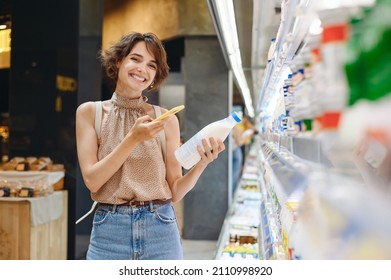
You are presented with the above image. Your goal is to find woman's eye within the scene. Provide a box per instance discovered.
[131,57,139,62]
[149,64,157,70]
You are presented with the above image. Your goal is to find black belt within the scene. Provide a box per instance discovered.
[104,199,172,208]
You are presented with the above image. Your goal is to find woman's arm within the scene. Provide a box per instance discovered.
[76,102,167,193]
[164,114,225,202]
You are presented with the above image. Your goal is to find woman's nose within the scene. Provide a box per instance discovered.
[137,65,147,73]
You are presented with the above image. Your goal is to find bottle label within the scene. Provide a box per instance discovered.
[175,133,203,168]
[175,115,238,169]
[180,133,203,154]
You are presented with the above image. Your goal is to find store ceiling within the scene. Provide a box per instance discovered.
[231,0,281,112]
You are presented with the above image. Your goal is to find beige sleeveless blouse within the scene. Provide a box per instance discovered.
[91,93,172,204]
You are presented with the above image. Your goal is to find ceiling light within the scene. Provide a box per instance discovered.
[207,0,255,117]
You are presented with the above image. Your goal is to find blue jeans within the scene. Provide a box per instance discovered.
[232,147,243,194]
[86,201,183,260]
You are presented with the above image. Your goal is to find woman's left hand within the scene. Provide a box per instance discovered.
[196,137,225,168]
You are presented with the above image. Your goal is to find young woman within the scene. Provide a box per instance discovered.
[76,32,225,260]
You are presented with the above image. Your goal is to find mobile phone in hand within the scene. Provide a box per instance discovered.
[153,105,185,122]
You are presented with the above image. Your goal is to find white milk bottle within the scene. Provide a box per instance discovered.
[175,112,241,169]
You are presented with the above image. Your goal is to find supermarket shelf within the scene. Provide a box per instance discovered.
[291,136,333,166]
[259,138,391,259]
[258,0,316,112]
[218,0,391,260]
[217,135,391,260]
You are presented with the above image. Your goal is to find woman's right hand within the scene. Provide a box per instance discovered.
[127,115,167,143]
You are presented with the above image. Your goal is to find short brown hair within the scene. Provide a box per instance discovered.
[100,32,169,91]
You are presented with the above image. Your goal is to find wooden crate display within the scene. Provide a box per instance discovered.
[0,190,68,260]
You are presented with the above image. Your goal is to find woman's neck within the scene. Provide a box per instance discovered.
[114,85,142,99]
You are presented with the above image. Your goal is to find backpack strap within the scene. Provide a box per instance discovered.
[75,201,97,225]
[153,105,166,163]
[94,101,102,139]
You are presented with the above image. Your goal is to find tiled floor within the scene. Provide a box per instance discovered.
[75,235,217,260]
[182,239,217,260]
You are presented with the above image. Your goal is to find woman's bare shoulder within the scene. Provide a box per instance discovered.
[76,101,95,115]
[77,100,112,114]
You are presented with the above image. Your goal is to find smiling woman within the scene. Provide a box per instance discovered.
[75,32,225,260]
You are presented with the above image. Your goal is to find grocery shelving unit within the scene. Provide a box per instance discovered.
[259,140,391,259]
[216,0,391,260]
[256,0,391,260]
[215,136,391,260]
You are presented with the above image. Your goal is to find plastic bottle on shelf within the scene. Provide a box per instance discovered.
[283,74,295,112]
[175,112,241,169]
[320,21,350,113]
[286,211,303,260]
[267,38,276,63]
[289,51,316,121]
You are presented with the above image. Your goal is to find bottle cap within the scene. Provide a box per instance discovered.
[231,111,242,123]
[316,111,341,129]
[322,24,348,43]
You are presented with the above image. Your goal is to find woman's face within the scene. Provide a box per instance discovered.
[117,41,157,94]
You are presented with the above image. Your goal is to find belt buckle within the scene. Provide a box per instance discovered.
[130,201,145,208]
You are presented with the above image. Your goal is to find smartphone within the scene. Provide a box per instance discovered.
[153,105,185,122]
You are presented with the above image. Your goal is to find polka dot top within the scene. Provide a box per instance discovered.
[91,92,172,204]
